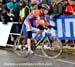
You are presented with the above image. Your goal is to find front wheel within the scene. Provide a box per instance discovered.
[41,36,63,59]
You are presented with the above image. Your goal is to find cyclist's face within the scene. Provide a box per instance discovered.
[43,9,49,15]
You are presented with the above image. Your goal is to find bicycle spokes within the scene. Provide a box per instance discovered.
[14,36,29,57]
[41,36,63,59]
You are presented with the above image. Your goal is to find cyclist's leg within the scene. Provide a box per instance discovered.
[24,20,34,53]
[27,31,32,51]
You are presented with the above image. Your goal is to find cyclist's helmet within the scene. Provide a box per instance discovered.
[41,4,50,10]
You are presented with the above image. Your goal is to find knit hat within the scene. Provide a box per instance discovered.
[6,2,14,9]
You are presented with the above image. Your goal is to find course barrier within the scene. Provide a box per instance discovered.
[55,16,75,40]
[0,16,75,46]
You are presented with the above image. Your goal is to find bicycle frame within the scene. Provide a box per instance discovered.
[33,29,51,49]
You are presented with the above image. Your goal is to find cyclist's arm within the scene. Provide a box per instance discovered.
[35,20,46,27]
[43,16,53,27]
[44,19,50,26]
[32,10,47,27]
[44,17,56,30]
[35,15,50,27]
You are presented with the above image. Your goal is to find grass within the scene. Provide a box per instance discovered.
[62,48,75,54]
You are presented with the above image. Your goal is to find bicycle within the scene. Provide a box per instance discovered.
[14,27,63,59]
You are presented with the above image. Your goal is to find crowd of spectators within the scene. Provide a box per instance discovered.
[0,0,75,23]
[0,0,75,46]
[0,0,20,24]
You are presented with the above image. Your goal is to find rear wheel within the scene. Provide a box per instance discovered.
[14,36,29,57]
[41,36,63,59]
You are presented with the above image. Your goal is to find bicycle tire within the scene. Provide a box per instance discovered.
[41,36,63,59]
[14,36,29,57]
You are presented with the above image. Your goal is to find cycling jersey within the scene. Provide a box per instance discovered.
[24,9,49,31]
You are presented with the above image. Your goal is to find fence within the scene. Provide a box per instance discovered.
[0,16,75,46]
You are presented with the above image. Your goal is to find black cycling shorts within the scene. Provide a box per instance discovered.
[27,31,32,39]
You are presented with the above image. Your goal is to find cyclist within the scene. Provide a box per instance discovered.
[24,4,56,54]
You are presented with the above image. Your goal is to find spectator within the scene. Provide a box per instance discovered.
[53,0,63,17]
[20,0,30,22]
[3,0,20,22]
[19,0,30,37]
[49,0,63,21]
[65,0,75,47]
[1,4,13,24]
[48,2,56,15]
[50,0,69,20]
[29,0,38,11]
[11,0,20,22]
[59,0,69,46]
[65,0,75,15]
[6,0,17,22]
[61,0,69,15]
[36,0,40,5]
